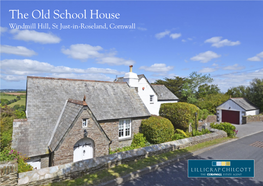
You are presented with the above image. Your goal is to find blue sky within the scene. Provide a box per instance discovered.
[1,1,263,92]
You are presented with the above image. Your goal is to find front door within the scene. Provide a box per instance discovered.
[73,138,94,162]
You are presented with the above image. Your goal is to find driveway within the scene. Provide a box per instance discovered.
[233,121,263,138]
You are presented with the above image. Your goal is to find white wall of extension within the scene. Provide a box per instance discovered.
[137,77,158,115]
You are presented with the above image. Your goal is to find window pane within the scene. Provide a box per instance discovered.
[119,129,123,137]
[125,128,130,136]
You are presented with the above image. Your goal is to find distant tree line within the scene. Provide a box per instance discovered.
[0,95,23,106]
[154,72,263,114]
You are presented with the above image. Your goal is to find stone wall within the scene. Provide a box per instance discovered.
[40,156,49,169]
[243,115,263,124]
[100,118,143,150]
[52,109,110,166]
[18,128,227,186]
[198,115,217,125]
[0,160,18,185]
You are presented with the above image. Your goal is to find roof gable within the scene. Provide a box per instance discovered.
[48,100,83,152]
[48,99,110,152]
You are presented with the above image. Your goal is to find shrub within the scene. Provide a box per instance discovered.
[210,122,236,137]
[201,128,211,134]
[176,129,189,137]
[109,133,149,154]
[192,129,203,136]
[141,116,174,144]
[198,109,210,120]
[159,102,199,131]
[0,148,33,173]
[131,133,147,148]
[172,133,185,140]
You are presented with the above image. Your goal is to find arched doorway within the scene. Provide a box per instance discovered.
[73,138,94,162]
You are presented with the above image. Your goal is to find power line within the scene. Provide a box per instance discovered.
[212,67,263,78]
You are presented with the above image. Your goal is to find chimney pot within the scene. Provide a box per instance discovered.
[129,65,133,72]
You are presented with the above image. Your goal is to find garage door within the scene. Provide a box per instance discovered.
[222,110,240,124]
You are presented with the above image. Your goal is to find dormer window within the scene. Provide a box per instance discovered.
[150,95,154,104]
[82,119,88,128]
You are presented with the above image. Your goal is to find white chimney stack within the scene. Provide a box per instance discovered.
[123,65,138,88]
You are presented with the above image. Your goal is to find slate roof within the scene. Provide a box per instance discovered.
[115,74,148,82]
[151,85,179,101]
[13,76,150,157]
[230,98,258,111]
[115,74,178,101]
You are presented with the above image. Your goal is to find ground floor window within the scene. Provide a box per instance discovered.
[119,119,131,139]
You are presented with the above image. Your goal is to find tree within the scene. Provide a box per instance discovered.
[182,72,213,104]
[225,85,248,98]
[225,78,263,112]
[196,93,229,114]
[154,76,187,101]
[247,78,263,112]
[197,84,220,99]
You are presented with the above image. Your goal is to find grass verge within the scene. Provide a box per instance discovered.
[8,98,26,107]
[48,137,231,186]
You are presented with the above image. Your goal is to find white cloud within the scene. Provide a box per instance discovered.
[170,33,181,39]
[139,63,174,72]
[190,51,221,63]
[182,39,186,42]
[198,67,217,73]
[212,63,218,66]
[98,55,135,66]
[213,68,263,92]
[205,36,240,48]
[223,64,245,70]
[62,44,135,65]
[137,27,147,31]
[155,30,170,39]
[0,27,8,34]
[0,45,37,57]
[62,44,102,61]
[247,51,263,61]
[0,59,124,82]
[10,29,61,44]
[0,75,26,82]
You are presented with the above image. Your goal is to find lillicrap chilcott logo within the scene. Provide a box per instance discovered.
[188,160,254,178]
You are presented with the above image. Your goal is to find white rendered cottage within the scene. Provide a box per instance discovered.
[115,65,179,115]
[216,97,259,125]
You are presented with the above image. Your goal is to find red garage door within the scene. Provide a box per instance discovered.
[222,110,240,124]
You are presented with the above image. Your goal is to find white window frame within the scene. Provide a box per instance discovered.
[150,95,154,104]
[82,118,88,128]
[118,119,131,139]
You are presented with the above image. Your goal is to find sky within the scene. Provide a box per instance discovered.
[1,1,263,92]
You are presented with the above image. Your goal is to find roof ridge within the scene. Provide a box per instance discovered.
[68,98,87,106]
[27,76,126,84]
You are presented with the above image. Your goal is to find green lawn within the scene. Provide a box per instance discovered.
[8,98,26,107]
[48,137,231,186]
[0,93,17,101]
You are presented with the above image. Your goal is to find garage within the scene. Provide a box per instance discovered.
[217,97,259,125]
[222,110,240,124]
